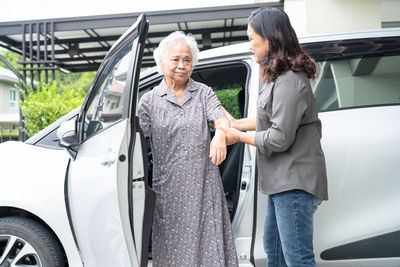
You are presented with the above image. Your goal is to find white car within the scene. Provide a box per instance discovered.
[0,14,399,267]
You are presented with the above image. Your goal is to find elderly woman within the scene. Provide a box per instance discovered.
[138,31,238,266]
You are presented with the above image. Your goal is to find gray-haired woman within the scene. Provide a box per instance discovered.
[138,31,238,266]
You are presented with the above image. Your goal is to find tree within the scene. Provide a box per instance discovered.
[55,71,95,93]
[0,49,21,70]
[19,81,85,137]
[1,48,95,93]
[0,48,94,138]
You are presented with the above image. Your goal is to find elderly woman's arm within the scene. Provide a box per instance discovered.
[209,117,230,165]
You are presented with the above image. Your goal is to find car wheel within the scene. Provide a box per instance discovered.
[0,217,65,267]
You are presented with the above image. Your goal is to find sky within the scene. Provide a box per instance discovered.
[0,0,257,22]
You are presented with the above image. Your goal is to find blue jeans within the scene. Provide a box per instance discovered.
[263,190,322,267]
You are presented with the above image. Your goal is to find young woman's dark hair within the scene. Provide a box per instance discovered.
[248,7,316,82]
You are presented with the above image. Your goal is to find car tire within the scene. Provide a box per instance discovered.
[0,216,65,267]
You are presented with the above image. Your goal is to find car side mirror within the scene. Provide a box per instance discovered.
[57,119,79,159]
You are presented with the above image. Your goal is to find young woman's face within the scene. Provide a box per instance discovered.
[247,25,269,64]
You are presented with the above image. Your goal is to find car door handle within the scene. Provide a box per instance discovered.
[102,149,116,166]
[101,159,115,166]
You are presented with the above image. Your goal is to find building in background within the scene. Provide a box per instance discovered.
[0,67,19,142]
[282,0,400,36]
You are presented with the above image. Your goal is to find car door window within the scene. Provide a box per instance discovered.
[83,39,134,140]
[311,54,400,111]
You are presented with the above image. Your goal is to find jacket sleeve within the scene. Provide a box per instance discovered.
[254,78,308,157]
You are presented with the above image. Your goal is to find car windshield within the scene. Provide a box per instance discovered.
[305,36,400,112]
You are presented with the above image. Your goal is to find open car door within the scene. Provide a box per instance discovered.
[62,14,153,267]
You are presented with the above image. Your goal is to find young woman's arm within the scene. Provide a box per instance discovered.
[224,127,255,146]
[221,107,256,131]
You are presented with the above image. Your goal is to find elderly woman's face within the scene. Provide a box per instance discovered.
[161,42,193,85]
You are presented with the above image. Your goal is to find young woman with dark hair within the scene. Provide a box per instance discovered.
[222,7,328,267]
[249,7,316,82]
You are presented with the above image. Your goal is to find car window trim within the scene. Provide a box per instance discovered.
[76,31,141,145]
[318,103,400,113]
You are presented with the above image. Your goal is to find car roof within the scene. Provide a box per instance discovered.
[141,27,400,78]
[299,27,400,43]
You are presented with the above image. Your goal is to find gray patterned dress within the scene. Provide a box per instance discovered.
[138,78,238,266]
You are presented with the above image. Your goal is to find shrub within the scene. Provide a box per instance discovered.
[19,81,85,137]
[215,88,242,119]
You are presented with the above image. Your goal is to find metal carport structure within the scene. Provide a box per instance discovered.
[0,2,282,86]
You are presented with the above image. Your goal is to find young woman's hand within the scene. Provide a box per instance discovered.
[221,106,256,131]
[224,127,241,145]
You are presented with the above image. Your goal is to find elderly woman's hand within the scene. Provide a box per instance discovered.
[209,128,227,165]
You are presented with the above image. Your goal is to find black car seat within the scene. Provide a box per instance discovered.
[221,89,245,216]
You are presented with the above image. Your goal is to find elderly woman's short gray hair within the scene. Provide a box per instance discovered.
[153,31,199,75]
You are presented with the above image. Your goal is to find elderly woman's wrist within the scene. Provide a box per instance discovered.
[215,128,227,140]
[215,126,227,133]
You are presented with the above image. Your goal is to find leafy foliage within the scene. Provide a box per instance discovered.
[0,49,21,70]
[55,71,95,93]
[19,82,85,137]
[215,88,242,119]
[1,48,94,138]
[1,48,95,93]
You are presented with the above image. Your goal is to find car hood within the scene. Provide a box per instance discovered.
[0,141,70,207]
[0,140,82,265]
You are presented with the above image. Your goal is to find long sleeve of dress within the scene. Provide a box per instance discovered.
[138,91,153,138]
[205,86,226,122]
